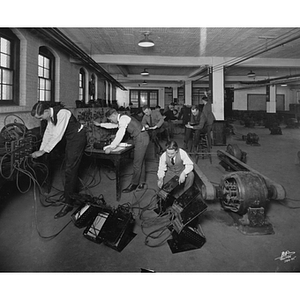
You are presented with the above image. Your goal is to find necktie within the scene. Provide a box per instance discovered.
[149,114,153,127]
[171,157,175,165]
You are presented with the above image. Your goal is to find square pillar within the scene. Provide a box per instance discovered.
[185,80,192,106]
[212,66,224,120]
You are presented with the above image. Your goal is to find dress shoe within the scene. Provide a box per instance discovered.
[54,204,73,219]
[137,183,145,190]
[122,184,138,193]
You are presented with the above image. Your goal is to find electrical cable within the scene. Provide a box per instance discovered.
[33,183,72,240]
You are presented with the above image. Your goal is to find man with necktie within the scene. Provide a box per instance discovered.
[157,140,194,196]
[141,105,169,155]
[31,102,87,218]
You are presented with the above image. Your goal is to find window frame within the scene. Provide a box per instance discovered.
[0,29,20,106]
[129,89,159,108]
[79,68,85,102]
[38,46,55,102]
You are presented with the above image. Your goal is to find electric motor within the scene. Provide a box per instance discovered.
[219,171,269,215]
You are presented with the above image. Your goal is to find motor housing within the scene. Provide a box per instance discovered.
[219,171,269,215]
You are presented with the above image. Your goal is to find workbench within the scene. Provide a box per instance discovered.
[85,144,134,201]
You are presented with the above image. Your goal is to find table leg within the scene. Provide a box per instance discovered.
[115,158,121,202]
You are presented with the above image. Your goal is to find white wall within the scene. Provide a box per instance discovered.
[233,85,292,111]
[116,89,129,107]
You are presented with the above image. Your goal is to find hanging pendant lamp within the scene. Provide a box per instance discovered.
[138,32,155,48]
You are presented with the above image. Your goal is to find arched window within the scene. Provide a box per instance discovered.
[38,46,55,102]
[0,29,20,105]
[79,68,85,102]
[89,73,95,101]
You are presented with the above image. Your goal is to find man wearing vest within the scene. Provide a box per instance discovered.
[31,102,87,219]
[94,108,150,193]
[141,105,170,155]
[157,140,194,196]
[183,105,201,150]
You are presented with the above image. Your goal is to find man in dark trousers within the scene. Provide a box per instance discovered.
[94,108,149,193]
[183,105,201,150]
[191,96,215,147]
[163,102,178,139]
[141,105,169,155]
[157,140,194,196]
[31,102,87,219]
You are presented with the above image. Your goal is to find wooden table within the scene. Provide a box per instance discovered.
[85,144,134,202]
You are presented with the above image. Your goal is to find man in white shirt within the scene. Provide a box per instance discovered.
[157,140,194,195]
[94,108,149,193]
[31,102,87,218]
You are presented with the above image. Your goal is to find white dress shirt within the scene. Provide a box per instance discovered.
[101,114,131,149]
[39,108,71,153]
[157,148,194,179]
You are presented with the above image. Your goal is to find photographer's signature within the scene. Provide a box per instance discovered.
[275,250,296,263]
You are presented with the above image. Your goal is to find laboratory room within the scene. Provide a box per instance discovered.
[0,27,300,275]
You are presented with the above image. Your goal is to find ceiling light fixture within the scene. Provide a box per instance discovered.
[247,70,256,78]
[142,80,147,85]
[138,32,155,48]
[141,68,149,76]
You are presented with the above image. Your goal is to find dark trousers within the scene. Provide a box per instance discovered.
[131,131,149,185]
[184,126,209,148]
[148,129,163,154]
[164,169,194,197]
[64,127,87,204]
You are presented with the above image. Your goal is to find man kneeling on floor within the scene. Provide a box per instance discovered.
[157,140,194,196]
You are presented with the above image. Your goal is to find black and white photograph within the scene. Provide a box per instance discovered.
[0,2,299,299]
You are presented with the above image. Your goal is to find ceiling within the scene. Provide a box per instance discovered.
[58,27,300,90]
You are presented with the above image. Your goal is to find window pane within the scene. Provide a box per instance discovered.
[79,89,83,100]
[150,91,158,107]
[149,99,157,107]
[44,57,50,69]
[46,79,51,90]
[2,85,13,100]
[39,90,44,101]
[140,91,147,106]
[38,65,43,77]
[130,91,138,100]
[2,69,12,84]
[1,53,10,68]
[79,73,82,85]
[45,90,51,101]
[0,38,10,54]
[38,55,43,67]
[44,69,50,79]
[39,78,45,89]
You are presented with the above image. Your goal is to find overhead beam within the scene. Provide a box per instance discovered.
[92,54,214,66]
[114,74,185,81]
[188,66,208,78]
[116,65,128,77]
[92,54,300,68]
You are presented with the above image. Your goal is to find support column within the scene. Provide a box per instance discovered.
[267,85,277,113]
[212,65,224,120]
[173,86,178,102]
[105,81,109,101]
[185,80,192,106]
[110,82,113,101]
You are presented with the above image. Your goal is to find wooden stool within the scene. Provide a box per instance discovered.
[194,133,212,164]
